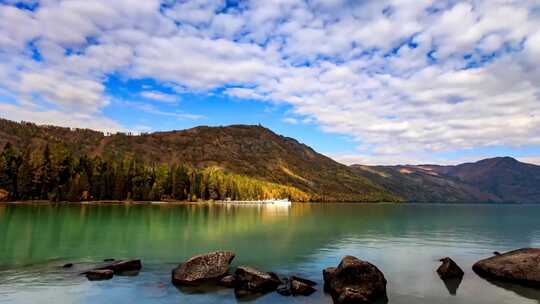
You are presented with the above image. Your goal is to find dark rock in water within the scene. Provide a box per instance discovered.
[290,278,316,296]
[493,251,501,256]
[441,277,463,296]
[323,256,387,304]
[275,276,317,297]
[277,285,292,296]
[171,251,235,286]
[291,275,317,286]
[62,263,74,268]
[437,257,464,279]
[103,258,115,262]
[219,275,236,288]
[86,269,114,281]
[234,266,282,294]
[99,259,142,274]
[473,248,540,287]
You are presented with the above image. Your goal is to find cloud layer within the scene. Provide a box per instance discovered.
[0,0,539,163]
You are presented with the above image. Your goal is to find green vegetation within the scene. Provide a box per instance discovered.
[0,143,310,202]
[0,118,400,202]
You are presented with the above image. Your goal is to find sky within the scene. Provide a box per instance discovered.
[0,0,540,165]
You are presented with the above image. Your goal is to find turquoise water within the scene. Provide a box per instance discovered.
[0,203,539,303]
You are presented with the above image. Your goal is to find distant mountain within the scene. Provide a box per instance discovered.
[351,157,540,203]
[0,118,397,202]
[2,118,538,203]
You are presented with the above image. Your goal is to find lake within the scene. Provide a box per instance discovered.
[0,203,539,303]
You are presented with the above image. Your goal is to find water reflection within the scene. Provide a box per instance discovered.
[441,277,463,295]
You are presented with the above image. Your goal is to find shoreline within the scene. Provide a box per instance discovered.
[0,200,530,206]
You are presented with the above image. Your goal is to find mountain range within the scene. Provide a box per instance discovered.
[1,118,539,203]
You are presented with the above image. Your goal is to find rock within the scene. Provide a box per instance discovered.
[219,275,236,288]
[171,251,235,286]
[234,266,282,294]
[323,256,387,304]
[99,259,142,274]
[337,287,372,304]
[437,257,464,279]
[62,263,74,268]
[472,248,540,287]
[277,285,292,296]
[291,275,317,286]
[86,269,114,281]
[0,189,9,202]
[290,278,316,296]
[103,258,115,262]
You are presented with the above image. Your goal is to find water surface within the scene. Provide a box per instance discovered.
[0,203,539,303]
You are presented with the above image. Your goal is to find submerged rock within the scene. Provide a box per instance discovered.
[473,248,540,287]
[234,266,282,294]
[86,269,114,281]
[103,258,115,262]
[275,276,317,297]
[323,256,387,304]
[437,257,464,279]
[172,251,235,286]
[99,259,142,274]
[290,277,316,296]
[62,263,74,269]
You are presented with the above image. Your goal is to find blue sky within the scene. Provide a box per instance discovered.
[1,0,540,165]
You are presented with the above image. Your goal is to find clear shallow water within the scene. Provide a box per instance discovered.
[0,203,539,304]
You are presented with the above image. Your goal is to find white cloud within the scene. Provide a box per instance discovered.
[0,0,539,164]
[140,91,178,104]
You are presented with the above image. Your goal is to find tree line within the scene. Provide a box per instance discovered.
[0,143,309,202]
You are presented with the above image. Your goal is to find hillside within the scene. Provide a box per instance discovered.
[352,157,540,203]
[0,118,398,202]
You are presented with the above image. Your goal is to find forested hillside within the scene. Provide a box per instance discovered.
[0,119,398,202]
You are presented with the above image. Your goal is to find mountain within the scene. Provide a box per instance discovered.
[351,157,540,203]
[0,118,398,202]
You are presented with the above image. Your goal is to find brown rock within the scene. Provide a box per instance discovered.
[99,259,142,274]
[171,251,235,286]
[219,275,236,288]
[323,256,387,304]
[472,248,540,287]
[234,266,282,294]
[86,269,114,281]
[290,278,316,296]
[437,257,464,279]
[291,275,317,286]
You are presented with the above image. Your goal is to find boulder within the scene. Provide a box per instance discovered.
[472,248,540,287]
[290,278,316,296]
[0,189,9,202]
[291,275,317,286]
[99,259,142,274]
[219,275,236,288]
[62,263,74,269]
[276,276,317,297]
[323,256,387,304]
[277,285,292,296]
[172,251,235,286]
[437,257,464,279]
[86,269,114,281]
[234,266,282,294]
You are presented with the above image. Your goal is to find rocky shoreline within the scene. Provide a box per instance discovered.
[62,248,540,303]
